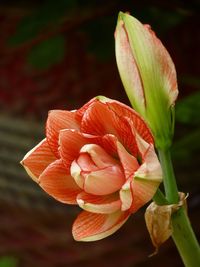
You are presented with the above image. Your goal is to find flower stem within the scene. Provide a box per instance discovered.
[153,188,168,205]
[158,149,179,204]
[158,148,200,267]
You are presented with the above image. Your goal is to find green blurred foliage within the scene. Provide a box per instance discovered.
[172,90,200,165]
[130,6,188,33]
[6,0,195,69]
[9,0,77,46]
[27,35,65,70]
[81,16,115,61]
[176,91,200,125]
[0,256,18,267]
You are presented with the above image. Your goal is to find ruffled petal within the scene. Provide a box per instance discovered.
[119,178,133,211]
[130,179,159,213]
[70,159,85,189]
[59,129,99,169]
[106,100,153,144]
[84,165,125,196]
[21,138,56,182]
[116,141,139,179]
[75,97,97,122]
[39,159,81,204]
[72,210,130,241]
[80,144,117,168]
[81,101,138,155]
[134,144,162,182]
[77,192,121,214]
[130,144,162,213]
[46,110,79,157]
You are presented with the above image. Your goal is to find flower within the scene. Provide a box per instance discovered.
[115,12,179,149]
[21,96,162,241]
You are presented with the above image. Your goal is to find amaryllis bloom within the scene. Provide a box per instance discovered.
[115,12,179,149]
[21,96,162,241]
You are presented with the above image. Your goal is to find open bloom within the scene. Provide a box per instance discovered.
[21,96,162,241]
[115,12,179,149]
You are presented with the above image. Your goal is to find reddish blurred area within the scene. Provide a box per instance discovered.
[0,2,124,119]
[0,1,199,267]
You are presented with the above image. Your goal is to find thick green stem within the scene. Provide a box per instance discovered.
[158,149,179,203]
[172,207,200,267]
[158,148,200,267]
[153,188,168,205]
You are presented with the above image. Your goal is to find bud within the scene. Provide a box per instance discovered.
[115,12,178,149]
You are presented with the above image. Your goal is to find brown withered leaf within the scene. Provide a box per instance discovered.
[145,192,187,256]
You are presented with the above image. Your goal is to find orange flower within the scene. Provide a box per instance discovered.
[21,96,162,241]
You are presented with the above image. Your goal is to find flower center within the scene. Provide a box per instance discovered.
[70,144,125,195]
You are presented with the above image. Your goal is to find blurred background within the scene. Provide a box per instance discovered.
[0,0,199,266]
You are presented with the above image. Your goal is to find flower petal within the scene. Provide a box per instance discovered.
[46,110,80,156]
[72,210,130,241]
[119,178,133,211]
[116,141,139,179]
[21,138,56,182]
[81,101,138,155]
[77,192,121,214]
[84,165,125,195]
[39,159,81,204]
[80,144,117,168]
[130,144,162,213]
[59,129,99,169]
[130,179,159,213]
[134,144,162,182]
[115,20,145,114]
[70,159,85,189]
[75,97,97,122]
[103,98,153,144]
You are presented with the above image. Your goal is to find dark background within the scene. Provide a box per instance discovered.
[0,1,199,266]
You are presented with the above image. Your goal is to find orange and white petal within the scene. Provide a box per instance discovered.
[100,134,118,157]
[39,159,81,204]
[70,160,85,189]
[134,144,162,182]
[108,102,153,144]
[84,166,125,196]
[21,138,56,182]
[119,178,133,211]
[97,96,153,144]
[77,192,121,214]
[75,97,97,122]
[134,131,150,157]
[130,179,159,213]
[116,141,139,179]
[46,110,80,156]
[128,144,162,213]
[59,129,98,169]
[80,144,117,168]
[81,101,138,155]
[72,210,130,241]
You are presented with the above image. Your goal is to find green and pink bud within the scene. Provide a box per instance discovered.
[115,12,178,149]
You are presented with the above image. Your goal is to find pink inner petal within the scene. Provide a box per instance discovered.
[84,165,125,195]
[77,153,98,172]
